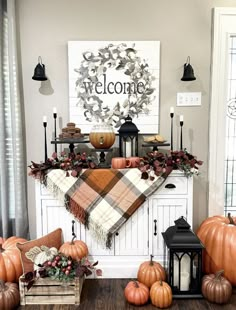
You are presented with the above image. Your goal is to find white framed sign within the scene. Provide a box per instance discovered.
[68,41,160,133]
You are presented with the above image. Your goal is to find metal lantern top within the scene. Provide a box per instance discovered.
[118,115,140,135]
[162,216,204,250]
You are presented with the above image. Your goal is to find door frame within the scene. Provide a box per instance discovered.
[209,7,236,216]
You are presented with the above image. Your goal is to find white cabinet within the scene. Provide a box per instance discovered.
[35,171,193,278]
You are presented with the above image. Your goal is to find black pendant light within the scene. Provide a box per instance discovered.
[32,56,47,81]
[181,56,196,81]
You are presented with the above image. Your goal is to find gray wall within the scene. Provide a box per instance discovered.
[16,0,236,238]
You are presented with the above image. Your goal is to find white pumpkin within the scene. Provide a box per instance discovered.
[25,245,58,270]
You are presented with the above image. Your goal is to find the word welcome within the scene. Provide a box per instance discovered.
[83,74,145,95]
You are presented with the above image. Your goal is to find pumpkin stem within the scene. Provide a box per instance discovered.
[71,220,77,245]
[160,279,163,286]
[227,213,236,225]
[132,281,139,288]
[0,280,6,291]
[150,254,154,266]
[215,270,224,280]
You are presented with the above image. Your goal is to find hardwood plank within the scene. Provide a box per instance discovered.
[17,279,236,310]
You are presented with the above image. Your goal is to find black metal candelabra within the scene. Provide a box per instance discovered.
[170,111,174,150]
[53,111,57,153]
[180,120,184,150]
[43,121,48,162]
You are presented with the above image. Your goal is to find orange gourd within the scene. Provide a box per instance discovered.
[59,220,88,260]
[124,281,149,306]
[150,280,172,309]
[201,270,232,304]
[137,254,166,288]
[0,280,20,310]
[197,213,236,285]
[0,236,27,283]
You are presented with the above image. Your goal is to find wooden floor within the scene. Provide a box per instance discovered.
[17,279,236,310]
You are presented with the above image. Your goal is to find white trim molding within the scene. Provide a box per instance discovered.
[209,8,236,216]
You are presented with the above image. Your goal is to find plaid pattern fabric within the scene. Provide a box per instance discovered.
[46,168,169,248]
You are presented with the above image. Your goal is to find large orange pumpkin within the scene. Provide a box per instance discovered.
[197,213,236,285]
[137,255,166,288]
[124,281,149,306]
[0,236,27,283]
[150,280,172,309]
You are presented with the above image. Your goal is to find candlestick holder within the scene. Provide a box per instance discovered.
[53,112,57,153]
[43,121,48,162]
[180,121,184,150]
[170,112,174,150]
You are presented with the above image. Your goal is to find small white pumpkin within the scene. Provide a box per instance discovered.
[25,245,58,269]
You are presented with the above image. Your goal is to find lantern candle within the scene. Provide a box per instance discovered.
[180,272,190,291]
[125,141,132,157]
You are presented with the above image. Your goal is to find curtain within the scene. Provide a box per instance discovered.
[0,0,29,238]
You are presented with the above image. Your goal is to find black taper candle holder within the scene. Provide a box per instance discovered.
[43,122,48,162]
[180,121,184,150]
[170,112,174,150]
[53,112,57,153]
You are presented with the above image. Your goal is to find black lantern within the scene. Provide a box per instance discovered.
[162,216,204,298]
[118,115,139,157]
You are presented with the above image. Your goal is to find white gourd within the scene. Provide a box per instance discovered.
[33,246,58,269]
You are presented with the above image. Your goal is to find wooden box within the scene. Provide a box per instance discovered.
[19,276,84,305]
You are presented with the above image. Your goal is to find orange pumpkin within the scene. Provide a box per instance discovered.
[197,213,236,285]
[150,280,172,309]
[137,255,166,288]
[0,280,20,310]
[124,281,149,306]
[0,236,27,283]
[59,239,88,260]
[59,221,88,260]
[201,270,232,304]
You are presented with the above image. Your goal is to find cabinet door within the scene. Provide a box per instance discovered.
[41,199,81,241]
[149,198,187,258]
[114,201,149,256]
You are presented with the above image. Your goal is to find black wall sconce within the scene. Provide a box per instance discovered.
[32,56,47,81]
[181,56,196,81]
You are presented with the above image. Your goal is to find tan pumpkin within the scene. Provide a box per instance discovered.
[89,123,115,149]
[137,254,166,288]
[197,213,236,285]
[0,236,27,283]
[202,270,232,304]
[0,279,20,310]
[124,281,149,306]
[150,280,172,309]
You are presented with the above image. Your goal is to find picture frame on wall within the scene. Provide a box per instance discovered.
[68,41,160,134]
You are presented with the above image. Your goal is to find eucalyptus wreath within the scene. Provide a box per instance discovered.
[74,43,156,127]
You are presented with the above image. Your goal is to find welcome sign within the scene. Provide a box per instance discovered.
[68,41,160,133]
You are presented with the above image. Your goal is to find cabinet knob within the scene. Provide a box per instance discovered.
[115,232,119,236]
[154,219,157,236]
[165,183,176,189]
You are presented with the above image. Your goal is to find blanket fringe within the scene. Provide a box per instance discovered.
[87,218,113,249]
[45,176,67,205]
[65,196,88,226]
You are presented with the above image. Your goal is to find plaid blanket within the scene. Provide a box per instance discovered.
[46,168,169,248]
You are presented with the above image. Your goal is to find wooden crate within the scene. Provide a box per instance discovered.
[19,276,84,305]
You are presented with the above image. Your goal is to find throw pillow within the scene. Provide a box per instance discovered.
[16,228,63,273]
